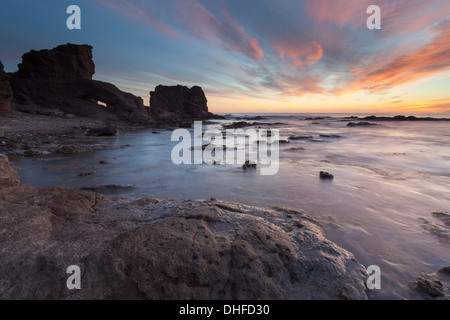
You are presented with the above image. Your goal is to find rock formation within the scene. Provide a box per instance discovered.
[14,43,95,80]
[0,60,12,114]
[0,154,368,300]
[9,44,154,123]
[150,85,210,120]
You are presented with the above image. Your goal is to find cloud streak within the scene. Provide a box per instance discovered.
[175,0,264,61]
[95,0,180,37]
[348,20,450,92]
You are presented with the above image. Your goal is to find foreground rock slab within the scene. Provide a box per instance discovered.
[0,155,368,300]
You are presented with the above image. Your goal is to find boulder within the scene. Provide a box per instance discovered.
[0,154,20,189]
[320,171,334,180]
[150,85,209,119]
[10,44,154,123]
[0,60,13,114]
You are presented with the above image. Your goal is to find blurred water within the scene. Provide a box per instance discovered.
[11,114,450,299]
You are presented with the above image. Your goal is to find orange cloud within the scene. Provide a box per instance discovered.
[399,103,450,114]
[280,76,324,97]
[273,40,323,67]
[348,21,450,92]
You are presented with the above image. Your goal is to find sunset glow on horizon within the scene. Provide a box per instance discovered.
[1,0,449,115]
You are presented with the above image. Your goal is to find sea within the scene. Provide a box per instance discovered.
[10,113,450,299]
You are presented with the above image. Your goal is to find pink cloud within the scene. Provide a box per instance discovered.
[272,39,323,67]
[95,0,179,37]
[175,0,264,61]
[304,0,369,28]
[282,75,325,96]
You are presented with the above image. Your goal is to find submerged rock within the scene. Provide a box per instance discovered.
[243,160,257,170]
[222,121,283,130]
[420,212,450,242]
[346,122,380,127]
[0,155,368,300]
[409,270,449,300]
[432,212,450,226]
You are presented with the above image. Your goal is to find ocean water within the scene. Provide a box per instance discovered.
[11,114,450,299]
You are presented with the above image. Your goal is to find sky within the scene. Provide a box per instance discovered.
[0,0,449,114]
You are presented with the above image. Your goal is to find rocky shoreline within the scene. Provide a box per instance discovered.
[0,109,165,156]
[0,154,369,299]
[2,153,447,300]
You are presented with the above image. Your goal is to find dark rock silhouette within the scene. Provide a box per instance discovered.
[150,85,209,119]
[9,44,154,123]
[15,44,95,80]
[0,60,12,114]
